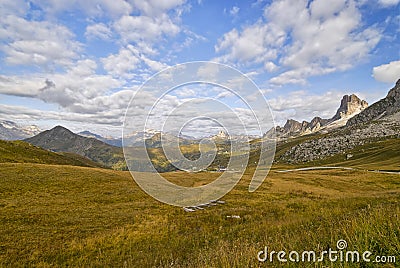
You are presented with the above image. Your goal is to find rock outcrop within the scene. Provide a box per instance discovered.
[269,93,367,140]
[347,79,400,126]
[330,94,368,121]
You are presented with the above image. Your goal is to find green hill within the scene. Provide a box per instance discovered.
[307,137,400,171]
[0,140,104,168]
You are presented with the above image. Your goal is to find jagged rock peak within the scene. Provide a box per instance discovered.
[331,94,368,121]
[283,119,302,132]
[216,130,229,139]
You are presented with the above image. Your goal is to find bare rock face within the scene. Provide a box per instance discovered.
[310,117,328,131]
[273,117,329,139]
[265,93,368,140]
[347,79,400,126]
[331,94,368,121]
[283,119,303,133]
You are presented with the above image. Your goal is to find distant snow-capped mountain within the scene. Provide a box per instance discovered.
[0,120,41,140]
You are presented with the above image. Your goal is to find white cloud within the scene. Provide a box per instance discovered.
[197,63,221,80]
[216,0,382,85]
[113,14,180,48]
[101,45,168,79]
[0,102,128,128]
[0,75,44,97]
[85,23,113,40]
[215,21,285,64]
[378,0,400,7]
[140,56,168,72]
[0,0,30,17]
[0,15,82,67]
[264,62,278,72]
[31,0,133,18]
[129,0,186,16]
[0,60,123,112]
[102,46,141,78]
[268,90,348,124]
[372,60,400,83]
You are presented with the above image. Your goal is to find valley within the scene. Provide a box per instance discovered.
[0,160,398,266]
[0,80,399,267]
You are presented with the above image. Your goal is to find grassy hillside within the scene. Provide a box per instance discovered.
[0,163,398,267]
[0,140,104,168]
[297,137,400,171]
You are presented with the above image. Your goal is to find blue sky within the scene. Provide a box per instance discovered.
[0,0,399,137]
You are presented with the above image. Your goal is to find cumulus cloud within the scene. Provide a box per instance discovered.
[85,23,113,40]
[215,21,285,64]
[0,15,82,67]
[101,45,168,80]
[113,14,180,47]
[0,75,43,97]
[0,0,30,17]
[372,60,400,83]
[30,0,133,18]
[215,0,382,85]
[0,59,123,112]
[101,46,141,78]
[377,0,400,7]
[268,90,349,124]
[129,0,186,16]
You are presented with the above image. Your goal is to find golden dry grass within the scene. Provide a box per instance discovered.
[0,162,399,267]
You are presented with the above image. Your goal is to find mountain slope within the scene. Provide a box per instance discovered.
[0,140,103,167]
[347,79,400,126]
[25,126,126,169]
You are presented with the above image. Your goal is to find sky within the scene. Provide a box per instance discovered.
[0,0,399,137]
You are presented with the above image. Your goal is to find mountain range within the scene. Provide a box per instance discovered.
[267,93,369,140]
[3,79,399,169]
[0,120,41,140]
[276,79,400,163]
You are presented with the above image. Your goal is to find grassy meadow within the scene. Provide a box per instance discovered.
[0,159,399,267]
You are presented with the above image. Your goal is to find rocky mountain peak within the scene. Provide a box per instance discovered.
[271,93,367,140]
[215,130,229,139]
[347,79,400,126]
[283,119,302,132]
[331,94,368,121]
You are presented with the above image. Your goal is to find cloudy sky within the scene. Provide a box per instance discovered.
[0,0,399,137]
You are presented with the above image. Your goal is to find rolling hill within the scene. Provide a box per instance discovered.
[0,139,103,168]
